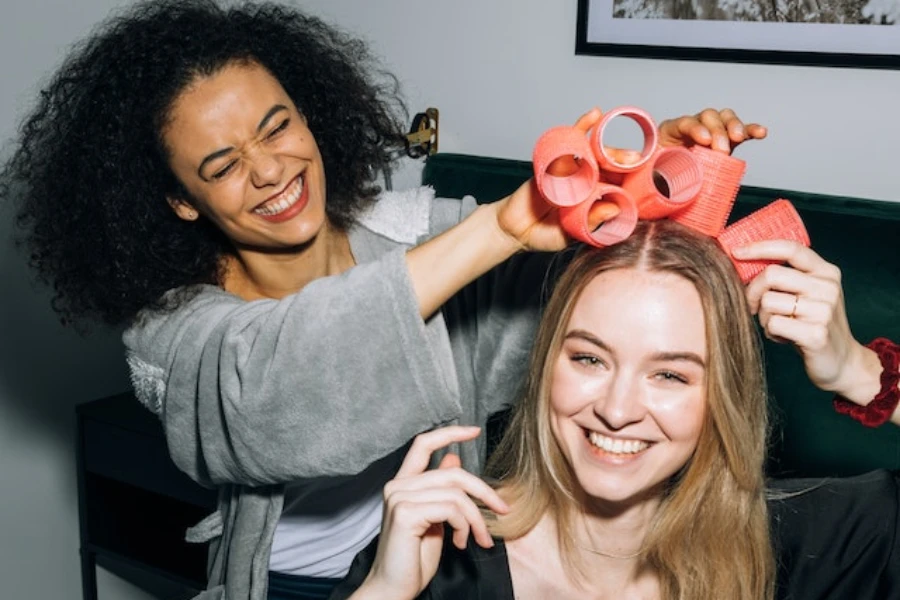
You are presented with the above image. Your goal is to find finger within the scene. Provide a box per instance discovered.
[759,292,831,325]
[669,116,710,147]
[386,467,510,514]
[732,239,834,278]
[746,264,840,312]
[744,123,768,140]
[719,109,748,143]
[396,426,481,478]
[697,108,730,153]
[389,499,475,549]
[763,315,829,352]
[603,147,642,165]
[573,107,603,133]
[758,290,799,320]
[390,489,493,549]
[438,453,461,470]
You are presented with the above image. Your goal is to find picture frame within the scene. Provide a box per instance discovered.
[575,0,900,69]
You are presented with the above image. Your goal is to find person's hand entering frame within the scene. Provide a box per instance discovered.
[348,426,510,600]
[738,240,882,406]
[495,107,766,253]
[658,108,768,154]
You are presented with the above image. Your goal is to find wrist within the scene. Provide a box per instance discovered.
[833,337,900,428]
[831,344,883,405]
[485,198,528,259]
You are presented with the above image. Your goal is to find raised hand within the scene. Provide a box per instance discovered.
[738,240,880,403]
[349,426,509,600]
[658,108,767,154]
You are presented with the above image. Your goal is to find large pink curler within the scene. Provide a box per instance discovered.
[558,183,638,248]
[589,106,659,175]
[532,126,600,208]
[670,146,746,236]
[717,199,811,284]
[621,147,703,220]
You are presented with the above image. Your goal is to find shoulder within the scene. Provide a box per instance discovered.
[355,186,435,245]
[769,470,900,600]
[355,186,479,245]
[122,284,243,413]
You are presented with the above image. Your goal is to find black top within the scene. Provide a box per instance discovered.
[329,470,900,600]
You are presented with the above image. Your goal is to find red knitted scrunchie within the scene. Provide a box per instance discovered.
[833,337,900,428]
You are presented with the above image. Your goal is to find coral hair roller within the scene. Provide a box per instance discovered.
[670,146,746,237]
[589,106,658,175]
[532,126,599,208]
[717,199,811,283]
[622,147,703,220]
[558,183,638,247]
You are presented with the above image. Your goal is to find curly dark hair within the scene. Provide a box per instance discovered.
[1,0,408,327]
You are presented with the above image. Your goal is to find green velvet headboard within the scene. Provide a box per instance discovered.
[423,152,900,478]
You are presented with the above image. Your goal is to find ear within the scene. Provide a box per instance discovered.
[167,196,200,222]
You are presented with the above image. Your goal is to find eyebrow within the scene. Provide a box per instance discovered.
[196,104,289,179]
[565,329,706,368]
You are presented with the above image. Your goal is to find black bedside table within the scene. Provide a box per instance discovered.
[76,392,218,600]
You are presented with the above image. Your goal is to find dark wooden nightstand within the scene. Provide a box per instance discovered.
[76,392,218,600]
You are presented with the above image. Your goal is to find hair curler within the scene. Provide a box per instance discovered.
[558,183,638,247]
[532,126,599,207]
[589,106,658,175]
[621,147,703,220]
[669,146,746,236]
[716,199,811,283]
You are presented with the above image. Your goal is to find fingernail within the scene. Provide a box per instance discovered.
[731,246,748,258]
[716,136,729,151]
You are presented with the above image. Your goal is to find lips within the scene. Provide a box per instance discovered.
[586,430,650,455]
[253,174,307,222]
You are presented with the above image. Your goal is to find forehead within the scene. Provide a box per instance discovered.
[164,62,292,148]
[567,268,707,356]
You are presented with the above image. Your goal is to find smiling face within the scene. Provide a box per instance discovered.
[549,267,708,507]
[162,61,328,253]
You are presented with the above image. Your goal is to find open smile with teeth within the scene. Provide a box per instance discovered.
[587,431,650,455]
[254,175,304,216]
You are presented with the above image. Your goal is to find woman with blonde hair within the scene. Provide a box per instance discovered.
[331,220,899,600]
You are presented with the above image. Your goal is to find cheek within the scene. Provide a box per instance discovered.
[648,391,706,443]
[549,361,588,417]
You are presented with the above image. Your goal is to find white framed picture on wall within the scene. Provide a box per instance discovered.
[576,0,900,68]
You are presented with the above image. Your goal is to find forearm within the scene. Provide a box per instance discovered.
[407,200,522,319]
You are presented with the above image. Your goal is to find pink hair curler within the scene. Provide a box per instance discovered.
[532,126,599,208]
[558,183,638,248]
[589,106,659,175]
[621,147,703,220]
[670,146,746,236]
[717,199,811,284]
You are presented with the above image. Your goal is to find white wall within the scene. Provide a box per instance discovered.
[302,0,900,203]
[1,1,897,600]
[1,2,159,599]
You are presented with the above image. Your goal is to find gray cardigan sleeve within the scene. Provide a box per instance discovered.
[123,248,461,487]
[430,194,563,418]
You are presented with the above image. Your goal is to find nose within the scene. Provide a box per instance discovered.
[247,146,284,188]
[593,373,647,431]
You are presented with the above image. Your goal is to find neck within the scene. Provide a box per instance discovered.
[223,222,354,301]
[576,493,660,558]
[507,509,661,598]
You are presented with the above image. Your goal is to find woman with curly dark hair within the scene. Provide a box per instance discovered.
[0,1,766,598]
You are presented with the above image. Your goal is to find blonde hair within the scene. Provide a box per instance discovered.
[486,220,774,600]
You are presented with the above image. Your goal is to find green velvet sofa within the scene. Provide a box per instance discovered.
[422,152,900,479]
